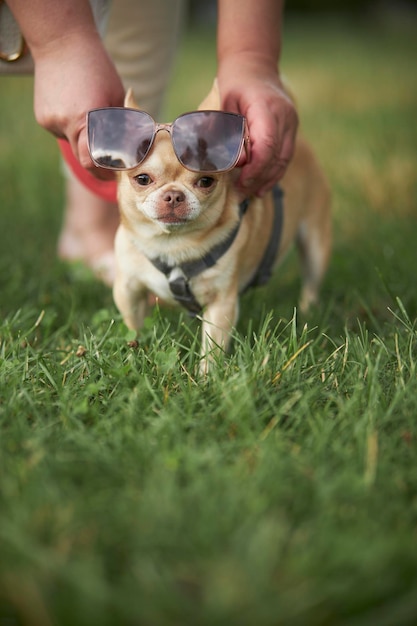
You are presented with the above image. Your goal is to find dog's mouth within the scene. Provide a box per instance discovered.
[157,214,189,225]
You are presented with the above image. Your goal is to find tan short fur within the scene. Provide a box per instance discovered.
[114,82,331,372]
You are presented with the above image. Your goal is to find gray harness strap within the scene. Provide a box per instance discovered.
[243,185,284,291]
[148,188,283,315]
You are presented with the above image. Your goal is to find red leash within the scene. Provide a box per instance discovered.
[58,139,118,204]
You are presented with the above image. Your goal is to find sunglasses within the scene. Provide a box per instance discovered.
[87,108,250,174]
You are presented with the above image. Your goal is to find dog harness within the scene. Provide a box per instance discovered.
[243,185,284,292]
[149,186,284,315]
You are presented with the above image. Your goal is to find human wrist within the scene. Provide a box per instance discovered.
[217,52,282,98]
[30,25,102,64]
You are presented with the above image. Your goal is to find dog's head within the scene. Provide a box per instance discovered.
[118,82,240,236]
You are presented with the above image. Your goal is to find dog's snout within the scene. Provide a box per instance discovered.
[163,189,185,208]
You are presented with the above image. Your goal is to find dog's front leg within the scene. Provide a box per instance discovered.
[200,293,239,374]
[113,278,149,332]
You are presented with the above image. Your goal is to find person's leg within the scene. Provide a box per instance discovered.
[58,183,120,284]
[105,0,186,118]
[58,0,186,285]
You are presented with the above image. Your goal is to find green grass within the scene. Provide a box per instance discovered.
[1,15,417,626]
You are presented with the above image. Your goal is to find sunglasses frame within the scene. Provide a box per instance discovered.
[87,107,251,174]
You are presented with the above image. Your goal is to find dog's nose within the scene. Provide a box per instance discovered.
[163,189,185,208]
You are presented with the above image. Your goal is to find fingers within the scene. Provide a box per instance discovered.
[218,68,299,198]
[57,125,116,186]
[77,132,116,181]
[66,124,86,167]
[238,98,298,197]
[74,125,96,172]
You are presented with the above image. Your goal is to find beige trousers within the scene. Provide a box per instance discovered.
[104,0,186,117]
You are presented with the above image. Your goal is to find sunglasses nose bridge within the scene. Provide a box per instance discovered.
[154,122,173,137]
[152,123,179,160]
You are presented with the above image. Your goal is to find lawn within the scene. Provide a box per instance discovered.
[1,13,417,626]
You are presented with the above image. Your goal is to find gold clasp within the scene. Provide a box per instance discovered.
[0,0,26,62]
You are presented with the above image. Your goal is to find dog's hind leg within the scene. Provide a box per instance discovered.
[296,197,332,314]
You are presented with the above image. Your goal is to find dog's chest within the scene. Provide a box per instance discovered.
[148,262,221,310]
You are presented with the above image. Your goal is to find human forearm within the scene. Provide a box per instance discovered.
[6,0,124,168]
[217,0,283,72]
[5,0,100,59]
[216,0,297,196]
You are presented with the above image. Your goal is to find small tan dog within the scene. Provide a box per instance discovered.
[110,82,331,371]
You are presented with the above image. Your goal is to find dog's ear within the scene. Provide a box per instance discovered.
[198,78,221,110]
[124,87,138,109]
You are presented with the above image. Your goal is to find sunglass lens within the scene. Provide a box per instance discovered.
[172,111,244,172]
[88,109,154,169]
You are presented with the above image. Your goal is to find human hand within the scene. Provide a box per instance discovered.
[32,31,125,172]
[218,57,298,198]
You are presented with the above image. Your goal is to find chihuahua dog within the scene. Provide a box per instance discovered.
[110,82,331,371]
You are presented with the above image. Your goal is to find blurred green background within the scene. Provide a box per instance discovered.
[1,4,417,626]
